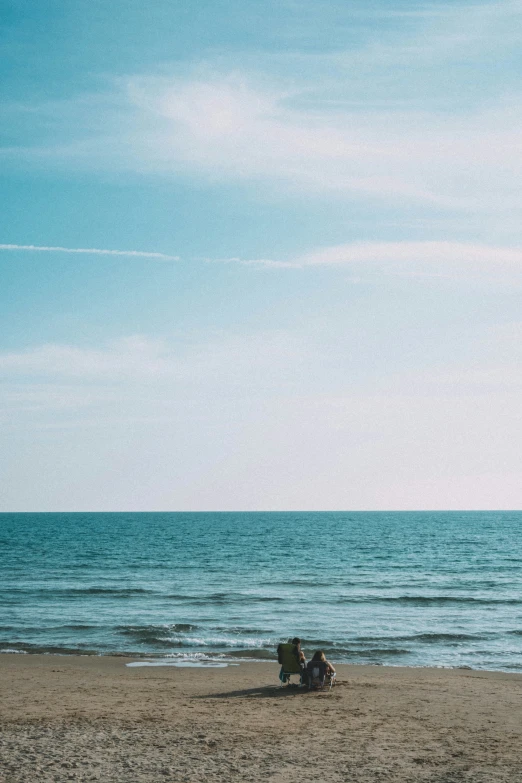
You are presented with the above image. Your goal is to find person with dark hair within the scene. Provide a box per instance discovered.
[277,637,306,685]
[291,637,306,666]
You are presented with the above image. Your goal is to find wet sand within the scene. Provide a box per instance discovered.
[1,654,522,782]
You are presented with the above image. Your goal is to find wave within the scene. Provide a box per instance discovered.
[0,641,100,655]
[346,648,411,657]
[60,623,99,630]
[336,595,522,605]
[118,623,199,634]
[297,638,337,648]
[0,623,99,633]
[269,579,359,588]
[164,593,283,604]
[208,626,275,635]
[75,587,154,596]
[0,586,155,598]
[226,648,275,660]
[2,633,520,665]
[112,628,414,659]
[354,632,491,644]
[116,624,277,650]
[299,646,411,658]
[0,648,28,654]
[117,624,200,646]
[4,587,519,608]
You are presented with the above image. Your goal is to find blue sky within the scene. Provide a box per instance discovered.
[2,0,522,510]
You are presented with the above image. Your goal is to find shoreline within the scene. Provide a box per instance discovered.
[1,648,520,675]
[2,654,522,782]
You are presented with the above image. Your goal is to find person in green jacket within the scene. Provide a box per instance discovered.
[277,637,306,685]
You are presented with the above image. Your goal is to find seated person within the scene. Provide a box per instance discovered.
[277,637,306,684]
[310,649,335,674]
[306,649,336,688]
[293,637,306,666]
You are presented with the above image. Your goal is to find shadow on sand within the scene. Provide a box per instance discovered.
[197,683,339,700]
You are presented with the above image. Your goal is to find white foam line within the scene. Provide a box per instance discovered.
[0,244,180,261]
[126,661,235,668]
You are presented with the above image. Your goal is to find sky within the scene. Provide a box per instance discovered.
[1,0,522,511]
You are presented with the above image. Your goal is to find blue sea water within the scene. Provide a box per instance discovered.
[1,511,522,671]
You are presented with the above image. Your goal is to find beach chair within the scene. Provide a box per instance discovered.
[306,660,336,691]
[277,642,304,687]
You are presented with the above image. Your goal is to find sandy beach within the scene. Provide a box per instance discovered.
[1,655,522,782]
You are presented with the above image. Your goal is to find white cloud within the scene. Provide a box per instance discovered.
[295,241,522,266]
[4,240,522,281]
[337,0,522,68]
[71,71,522,211]
[0,331,316,439]
[5,2,522,214]
[0,244,179,261]
[120,74,458,203]
[0,331,312,388]
[0,337,169,379]
[233,240,522,282]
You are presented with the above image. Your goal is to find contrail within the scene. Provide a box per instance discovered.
[0,244,180,261]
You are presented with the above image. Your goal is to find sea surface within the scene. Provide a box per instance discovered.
[1,511,522,671]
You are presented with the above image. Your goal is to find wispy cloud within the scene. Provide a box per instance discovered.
[0,331,314,434]
[233,241,522,280]
[0,332,311,387]
[127,73,522,213]
[4,2,522,217]
[5,240,522,281]
[0,244,180,261]
[7,69,521,217]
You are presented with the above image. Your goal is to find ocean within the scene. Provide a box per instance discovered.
[1,511,521,671]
